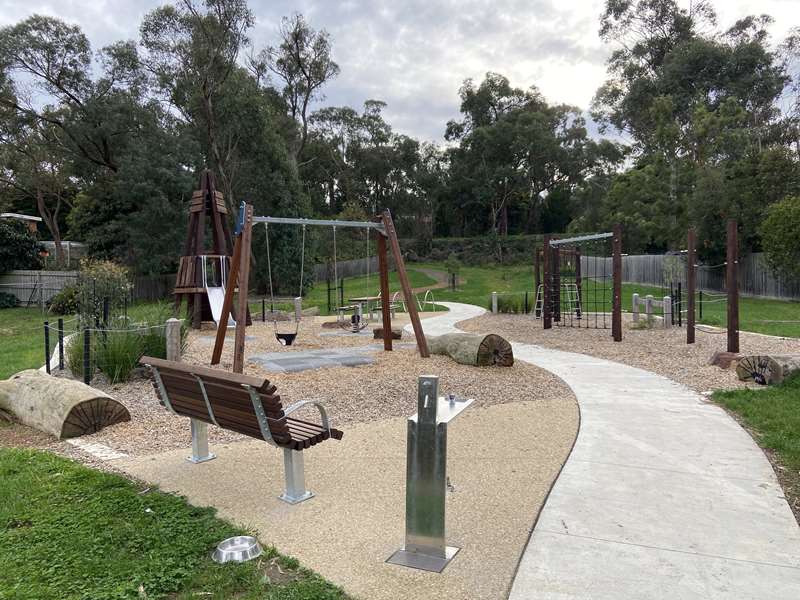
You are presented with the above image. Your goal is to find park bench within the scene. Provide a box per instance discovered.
[140,356,343,504]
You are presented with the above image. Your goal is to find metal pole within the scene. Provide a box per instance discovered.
[83,327,91,385]
[677,282,682,327]
[262,298,266,322]
[44,321,50,374]
[524,291,528,314]
[58,318,64,370]
[687,227,696,343]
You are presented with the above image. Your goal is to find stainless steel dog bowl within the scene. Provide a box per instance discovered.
[211,536,262,563]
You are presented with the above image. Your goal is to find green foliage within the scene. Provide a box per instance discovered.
[65,331,87,379]
[760,196,800,280]
[444,253,462,276]
[95,330,143,384]
[0,220,43,273]
[0,292,16,309]
[76,259,131,323]
[715,373,800,475]
[48,284,79,315]
[0,449,350,600]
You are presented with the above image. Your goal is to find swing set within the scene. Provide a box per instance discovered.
[211,202,430,373]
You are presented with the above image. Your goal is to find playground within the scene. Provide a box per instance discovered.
[2,188,799,599]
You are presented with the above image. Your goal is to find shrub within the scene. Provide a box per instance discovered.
[491,294,528,314]
[65,331,89,379]
[77,259,131,323]
[49,285,79,315]
[0,220,43,273]
[760,196,800,280]
[0,292,17,309]
[96,331,142,384]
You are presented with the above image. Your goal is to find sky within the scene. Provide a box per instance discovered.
[0,0,797,142]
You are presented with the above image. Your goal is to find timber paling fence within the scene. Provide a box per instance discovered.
[582,253,800,301]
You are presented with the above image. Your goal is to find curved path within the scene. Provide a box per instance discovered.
[409,303,800,599]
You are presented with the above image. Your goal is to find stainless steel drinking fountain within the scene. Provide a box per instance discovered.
[387,375,473,573]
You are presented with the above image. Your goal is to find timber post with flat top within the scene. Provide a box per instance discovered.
[726,219,739,353]
[612,223,622,342]
[687,227,696,344]
[377,220,393,351]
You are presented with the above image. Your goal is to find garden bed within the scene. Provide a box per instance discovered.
[457,313,800,393]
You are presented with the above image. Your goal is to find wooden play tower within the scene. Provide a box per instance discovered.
[174,170,241,329]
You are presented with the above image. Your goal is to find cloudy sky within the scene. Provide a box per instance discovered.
[0,0,796,141]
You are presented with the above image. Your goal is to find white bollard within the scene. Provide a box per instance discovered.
[663,296,672,329]
[645,295,654,323]
[166,318,182,362]
[632,293,640,323]
[491,292,498,314]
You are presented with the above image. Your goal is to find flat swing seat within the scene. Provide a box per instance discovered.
[140,356,343,503]
[276,332,297,346]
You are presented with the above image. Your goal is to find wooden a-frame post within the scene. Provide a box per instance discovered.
[382,209,429,357]
[376,225,393,352]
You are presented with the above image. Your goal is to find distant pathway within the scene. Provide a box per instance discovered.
[410,303,800,599]
[410,266,464,294]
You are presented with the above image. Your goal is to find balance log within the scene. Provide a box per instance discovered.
[736,355,800,386]
[426,333,514,367]
[0,370,130,439]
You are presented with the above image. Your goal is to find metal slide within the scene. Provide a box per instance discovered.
[206,286,235,328]
[202,255,235,328]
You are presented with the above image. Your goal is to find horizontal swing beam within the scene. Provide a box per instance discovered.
[253,216,386,234]
[549,232,613,246]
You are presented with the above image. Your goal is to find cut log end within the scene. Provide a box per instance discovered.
[736,354,800,386]
[477,334,514,367]
[61,398,131,438]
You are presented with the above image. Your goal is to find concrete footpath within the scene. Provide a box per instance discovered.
[413,303,800,599]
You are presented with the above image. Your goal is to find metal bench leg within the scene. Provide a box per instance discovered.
[187,419,216,464]
[279,448,314,504]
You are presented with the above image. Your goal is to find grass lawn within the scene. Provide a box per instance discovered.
[413,261,800,338]
[250,268,437,317]
[0,448,348,600]
[714,376,800,519]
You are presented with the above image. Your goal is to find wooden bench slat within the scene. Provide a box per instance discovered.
[157,373,285,415]
[142,356,271,391]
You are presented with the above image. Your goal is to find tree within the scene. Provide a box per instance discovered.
[759,196,800,280]
[140,0,254,208]
[251,13,339,164]
[0,220,42,272]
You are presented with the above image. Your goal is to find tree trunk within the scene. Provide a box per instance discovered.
[0,370,130,438]
[36,189,64,266]
[426,333,514,366]
[736,355,800,386]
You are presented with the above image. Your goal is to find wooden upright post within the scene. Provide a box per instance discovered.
[543,236,552,330]
[211,228,243,366]
[612,223,623,342]
[382,209,429,358]
[534,247,540,294]
[726,219,739,353]
[687,227,696,344]
[232,204,253,373]
[377,228,392,351]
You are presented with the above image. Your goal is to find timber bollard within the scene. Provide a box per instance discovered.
[632,293,640,322]
[491,292,498,314]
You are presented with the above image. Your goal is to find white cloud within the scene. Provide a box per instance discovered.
[0,0,796,141]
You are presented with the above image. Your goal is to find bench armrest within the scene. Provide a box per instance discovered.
[284,400,331,434]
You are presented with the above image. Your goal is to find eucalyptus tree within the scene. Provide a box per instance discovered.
[139,0,255,208]
[250,13,340,165]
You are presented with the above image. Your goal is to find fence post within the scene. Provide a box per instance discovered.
[663,296,672,329]
[166,318,182,363]
[102,297,110,327]
[262,298,266,322]
[727,219,740,353]
[38,272,44,313]
[699,290,703,320]
[44,321,51,374]
[632,293,640,322]
[58,318,64,370]
[687,228,696,344]
[524,291,529,314]
[327,278,332,313]
[491,292,498,314]
[645,295,654,322]
[83,327,91,385]
[543,236,552,329]
[677,282,682,327]
[612,223,623,342]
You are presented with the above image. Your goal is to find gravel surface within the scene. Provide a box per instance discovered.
[2,312,576,461]
[458,313,800,393]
